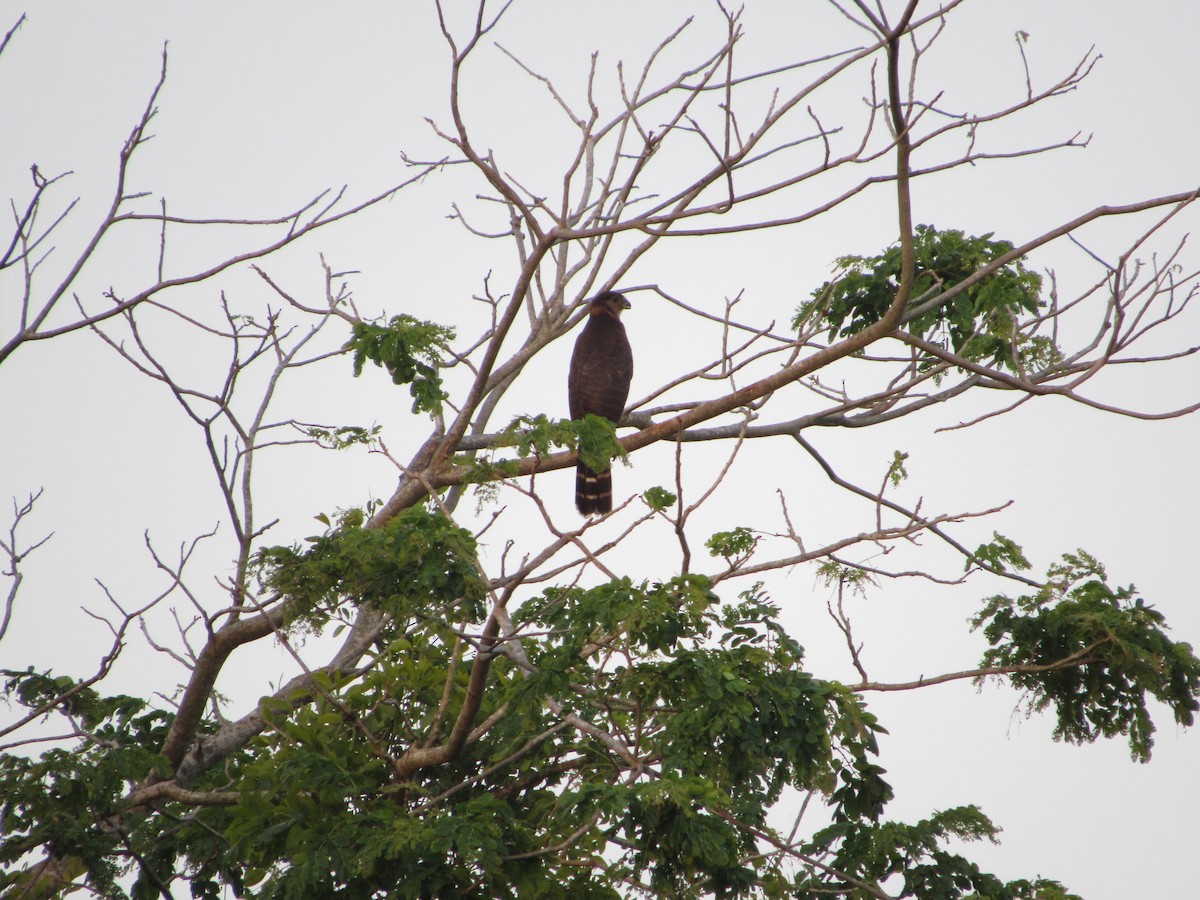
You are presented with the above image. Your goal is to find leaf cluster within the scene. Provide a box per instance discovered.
[346,314,455,415]
[498,413,628,474]
[972,551,1200,761]
[796,226,1053,373]
[643,485,678,511]
[705,526,758,563]
[967,532,1031,575]
[304,423,382,450]
[457,414,629,504]
[0,676,174,897]
[513,580,896,895]
[252,505,486,631]
[803,806,1081,900]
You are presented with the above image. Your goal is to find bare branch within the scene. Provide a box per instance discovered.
[0,489,53,644]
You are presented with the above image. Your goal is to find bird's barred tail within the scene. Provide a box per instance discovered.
[575,464,612,515]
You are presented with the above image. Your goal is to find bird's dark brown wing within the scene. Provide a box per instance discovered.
[568,295,633,515]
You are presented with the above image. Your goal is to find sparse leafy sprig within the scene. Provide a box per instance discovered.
[304,423,382,450]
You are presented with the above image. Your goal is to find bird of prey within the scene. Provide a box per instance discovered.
[568,291,633,515]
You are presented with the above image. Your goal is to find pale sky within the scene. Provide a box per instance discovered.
[2,2,1199,897]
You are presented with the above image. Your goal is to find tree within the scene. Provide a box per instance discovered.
[2,2,1199,897]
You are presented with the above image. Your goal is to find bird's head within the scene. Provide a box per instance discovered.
[590,291,632,318]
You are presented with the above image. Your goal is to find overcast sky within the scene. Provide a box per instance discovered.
[2,2,1199,897]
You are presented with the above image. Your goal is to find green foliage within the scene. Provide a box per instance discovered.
[706,526,758,562]
[221,757,548,898]
[514,580,894,893]
[970,881,1084,900]
[4,669,139,730]
[168,577,908,899]
[826,691,892,825]
[493,413,628,473]
[499,414,580,460]
[504,412,638,475]
[8,547,1161,898]
[618,776,758,897]
[15,385,1189,900]
[972,550,1200,761]
[570,413,628,474]
[644,485,678,511]
[304,423,382,450]
[968,532,1032,575]
[886,450,909,488]
[492,412,627,472]
[815,560,875,594]
[453,460,520,504]
[252,505,486,630]
[459,414,629,502]
[7,538,1182,899]
[796,225,1053,372]
[1016,335,1062,372]
[518,573,722,658]
[801,806,1081,900]
[8,499,1188,900]
[346,314,455,415]
[0,677,174,896]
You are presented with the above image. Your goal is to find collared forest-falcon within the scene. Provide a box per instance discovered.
[568,291,633,515]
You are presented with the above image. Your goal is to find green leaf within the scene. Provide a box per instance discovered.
[643,485,678,511]
[705,526,757,562]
